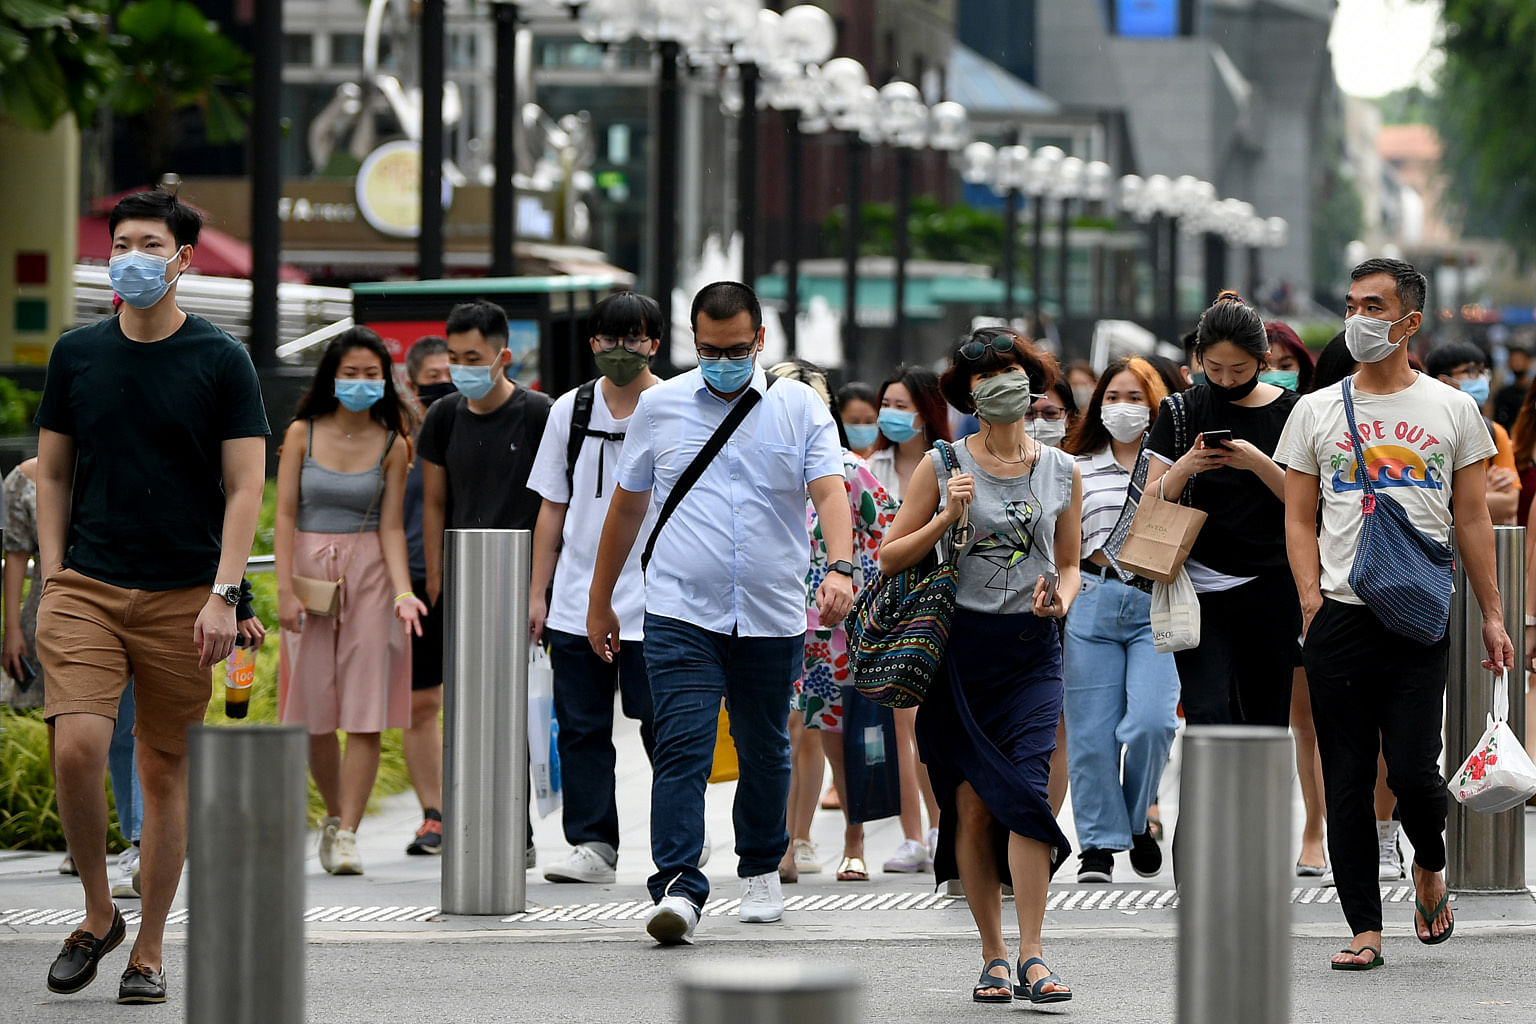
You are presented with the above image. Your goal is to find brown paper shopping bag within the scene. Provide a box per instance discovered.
[1116,487,1208,584]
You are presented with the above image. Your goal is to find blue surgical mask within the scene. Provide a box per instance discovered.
[109,246,184,309]
[699,355,755,394]
[1458,376,1490,406]
[844,422,880,450]
[878,408,920,444]
[1259,370,1299,391]
[450,363,500,400]
[334,379,385,412]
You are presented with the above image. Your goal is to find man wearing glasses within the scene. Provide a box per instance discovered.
[527,292,666,884]
[588,281,856,944]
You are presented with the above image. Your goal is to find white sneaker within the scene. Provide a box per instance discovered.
[1377,820,1404,881]
[792,838,822,873]
[543,843,616,884]
[739,871,784,923]
[317,816,340,873]
[926,826,939,862]
[330,828,364,875]
[882,838,933,873]
[644,896,699,945]
[111,845,141,899]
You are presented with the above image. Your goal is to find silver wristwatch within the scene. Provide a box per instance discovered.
[211,583,242,607]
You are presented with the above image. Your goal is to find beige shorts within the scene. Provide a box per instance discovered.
[37,568,212,755]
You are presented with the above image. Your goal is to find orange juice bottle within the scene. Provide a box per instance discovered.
[224,639,255,719]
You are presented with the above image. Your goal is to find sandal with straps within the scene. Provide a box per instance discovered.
[1330,945,1384,971]
[1015,957,1072,1003]
[972,959,1012,1003]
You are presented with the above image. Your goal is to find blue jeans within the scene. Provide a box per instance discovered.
[546,630,655,855]
[642,614,800,907]
[109,683,143,843]
[1062,575,1179,852]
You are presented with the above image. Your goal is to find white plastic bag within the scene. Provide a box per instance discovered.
[1448,669,1536,813]
[1150,566,1201,654]
[527,646,563,819]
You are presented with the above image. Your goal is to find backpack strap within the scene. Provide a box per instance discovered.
[565,379,628,500]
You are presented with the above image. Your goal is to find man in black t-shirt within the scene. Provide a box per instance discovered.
[415,299,552,863]
[33,191,269,1005]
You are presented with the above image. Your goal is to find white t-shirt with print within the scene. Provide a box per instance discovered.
[1274,373,1496,605]
[527,379,656,641]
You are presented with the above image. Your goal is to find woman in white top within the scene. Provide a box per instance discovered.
[1060,357,1181,886]
[866,365,954,872]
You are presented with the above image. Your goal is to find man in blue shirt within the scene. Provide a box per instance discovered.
[588,281,855,944]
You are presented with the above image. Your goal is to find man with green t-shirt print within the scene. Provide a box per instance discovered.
[33,190,270,1005]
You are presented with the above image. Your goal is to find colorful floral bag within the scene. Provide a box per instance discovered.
[1448,669,1536,813]
[847,441,970,709]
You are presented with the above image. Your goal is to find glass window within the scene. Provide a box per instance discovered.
[283,33,314,66]
[331,33,364,66]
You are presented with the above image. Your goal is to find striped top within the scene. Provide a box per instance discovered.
[1076,446,1133,558]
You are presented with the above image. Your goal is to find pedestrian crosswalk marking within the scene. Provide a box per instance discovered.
[0,887,1475,929]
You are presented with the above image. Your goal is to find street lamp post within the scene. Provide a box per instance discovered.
[818,57,876,360]
[1024,146,1063,339]
[737,61,759,285]
[490,2,520,277]
[419,0,446,279]
[959,140,1030,325]
[1052,156,1084,337]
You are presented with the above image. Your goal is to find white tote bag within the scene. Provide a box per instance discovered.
[527,646,563,819]
[1150,566,1201,654]
[1448,669,1536,814]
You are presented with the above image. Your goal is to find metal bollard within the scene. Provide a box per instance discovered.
[1177,726,1291,1024]
[1446,524,1527,893]
[680,961,858,1024]
[441,528,531,915]
[187,726,307,1024]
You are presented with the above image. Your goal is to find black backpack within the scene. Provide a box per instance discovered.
[565,379,627,499]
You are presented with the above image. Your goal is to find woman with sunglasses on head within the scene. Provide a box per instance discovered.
[1144,292,1301,730]
[867,366,953,873]
[880,327,1082,1005]
[1060,358,1180,885]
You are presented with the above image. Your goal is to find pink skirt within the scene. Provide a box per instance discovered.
[279,530,411,735]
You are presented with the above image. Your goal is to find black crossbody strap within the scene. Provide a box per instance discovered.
[640,376,778,572]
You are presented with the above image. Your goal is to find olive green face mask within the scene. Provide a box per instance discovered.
[971,372,1035,424]
[594,346,650,386]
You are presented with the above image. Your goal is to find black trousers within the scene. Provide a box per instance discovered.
[1173,572,1300,727]
[1302,598,1450,935]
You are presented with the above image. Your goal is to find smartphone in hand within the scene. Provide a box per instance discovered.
[15,655,39,691]
[1041,571,1060,606]
[1201,429,1233,449]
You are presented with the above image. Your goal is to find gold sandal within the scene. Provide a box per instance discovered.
[836,856,869,881]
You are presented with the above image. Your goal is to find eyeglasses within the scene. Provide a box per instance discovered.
[958,332,1016,361]
[696,341,757,361]
[594,334,654,354]
[1023,407,1066,422]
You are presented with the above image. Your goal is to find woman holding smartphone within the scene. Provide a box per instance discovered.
[1144,291,1300,729]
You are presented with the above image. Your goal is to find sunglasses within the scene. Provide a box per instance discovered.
[958,332,1017,361]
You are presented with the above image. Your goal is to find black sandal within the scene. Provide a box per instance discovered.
[972,958,1012,1003]
[1016,957,1072,1003]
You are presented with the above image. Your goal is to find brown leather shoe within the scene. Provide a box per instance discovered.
[117,961,167,1004]
[46,906,125,994]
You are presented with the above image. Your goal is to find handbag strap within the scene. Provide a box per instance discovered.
[1341,376,1378,512]
[933,439,971,562]
[335,430,395,583]
[641,376,778,572]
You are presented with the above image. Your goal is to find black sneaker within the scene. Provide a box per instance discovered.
[46,905,125,994]
[405,808,443,856]
[1129,829,1163,878]
[1077,848,1114,884]
[117,961,167,1004]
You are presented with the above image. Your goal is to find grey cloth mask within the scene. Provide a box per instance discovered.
[971,373,1037,424]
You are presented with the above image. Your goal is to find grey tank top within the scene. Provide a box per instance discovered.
[295,423,393,533]
[932,438,1075,615]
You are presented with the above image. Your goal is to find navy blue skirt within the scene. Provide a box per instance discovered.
[917,608,1071,885]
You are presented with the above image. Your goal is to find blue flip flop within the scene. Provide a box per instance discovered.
[1015,957,1072,1004]
[973,958,1012,1003]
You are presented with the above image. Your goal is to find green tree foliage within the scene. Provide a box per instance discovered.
[822,196,1011,265]
[0,0,118,130]
[1434,0,1536,255]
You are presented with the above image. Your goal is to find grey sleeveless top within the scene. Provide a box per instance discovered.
[931,437,1075,615]
[296,423,393,534]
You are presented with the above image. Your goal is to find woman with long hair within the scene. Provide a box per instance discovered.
[867,365,953,873]
[1060,358,1179,884]
[881,327,1082,1003]
[276,327,426,875]
[1262,322,1317,394]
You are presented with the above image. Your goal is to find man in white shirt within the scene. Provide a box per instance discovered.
[527,292,663,885]
[588,282,855,944]
[1277,257,1513,971]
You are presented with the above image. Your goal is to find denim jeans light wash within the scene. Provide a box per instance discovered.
[545,629,655,857]
[1062,574,1179,852]
[642,614,800,908]
[109,683,143,843]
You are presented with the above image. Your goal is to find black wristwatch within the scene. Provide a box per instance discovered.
[828,560,854,578]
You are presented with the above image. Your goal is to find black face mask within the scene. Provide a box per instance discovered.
[1205,373,1259,403]
[416,381,457,407]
